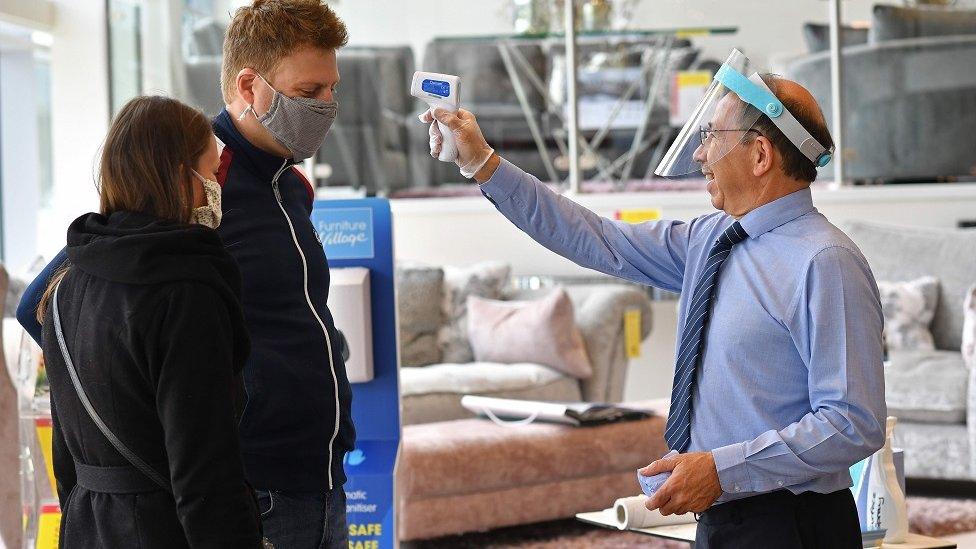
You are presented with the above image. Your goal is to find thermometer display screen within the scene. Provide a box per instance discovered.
[422,79,451,98]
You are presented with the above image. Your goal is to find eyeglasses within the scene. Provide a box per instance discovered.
[699,127,761,146]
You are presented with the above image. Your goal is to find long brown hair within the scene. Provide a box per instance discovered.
[36,95,214,323]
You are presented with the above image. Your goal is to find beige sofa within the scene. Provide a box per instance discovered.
[400,281,654,426]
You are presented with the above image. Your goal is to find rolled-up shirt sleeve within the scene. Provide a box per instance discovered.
[711,245,887,494]
[480,158,691,293]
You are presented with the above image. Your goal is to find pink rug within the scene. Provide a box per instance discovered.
[413,496,976,548]
[909,496,976,538]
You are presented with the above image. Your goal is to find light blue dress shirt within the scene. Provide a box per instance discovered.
[480,159,887,504]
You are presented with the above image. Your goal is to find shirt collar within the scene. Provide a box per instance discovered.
[737,187,816,239]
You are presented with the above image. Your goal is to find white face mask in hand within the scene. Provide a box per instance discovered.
[189,169,222,229]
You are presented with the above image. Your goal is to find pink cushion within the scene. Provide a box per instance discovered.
[466,289,593,379]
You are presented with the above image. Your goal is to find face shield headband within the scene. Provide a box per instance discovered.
[713,65,834,168]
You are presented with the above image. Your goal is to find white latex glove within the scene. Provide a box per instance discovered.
[419,107,495,179]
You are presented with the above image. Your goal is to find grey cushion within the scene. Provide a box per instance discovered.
[878,276,940,351]
[439,262,511,364]
[803,23,869,53]
[885,349,969,424]
[400,363,583,425]
[396,265,444,367]
[871,4,976,43]
[893,421,971,480]
[843,221,976,351]
[401,362,571,397]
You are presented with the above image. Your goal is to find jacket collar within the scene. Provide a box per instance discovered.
[213,108,297,180]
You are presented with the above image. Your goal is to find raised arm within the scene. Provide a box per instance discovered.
[422,108,692,292]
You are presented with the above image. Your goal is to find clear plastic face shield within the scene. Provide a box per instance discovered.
[654,49,833,178]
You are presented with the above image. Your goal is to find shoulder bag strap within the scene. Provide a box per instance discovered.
[52,282,173,494]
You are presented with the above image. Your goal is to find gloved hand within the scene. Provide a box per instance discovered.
[419,108,495,179]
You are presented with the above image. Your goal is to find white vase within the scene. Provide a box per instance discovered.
[866,416,908,542]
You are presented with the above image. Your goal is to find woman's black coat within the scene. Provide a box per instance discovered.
[41,211,261,548]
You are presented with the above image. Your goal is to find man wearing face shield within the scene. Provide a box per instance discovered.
[420,49,885,548]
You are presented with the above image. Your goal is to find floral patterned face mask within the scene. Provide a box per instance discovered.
[189,169,222,229]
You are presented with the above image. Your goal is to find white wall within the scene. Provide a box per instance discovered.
[627,0,875,68]
[38,0,108,259]
[0,49,41,273]
[334,0,876,70]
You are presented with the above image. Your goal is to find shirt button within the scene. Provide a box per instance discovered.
[777,480,784,487]
[734,485,741,492]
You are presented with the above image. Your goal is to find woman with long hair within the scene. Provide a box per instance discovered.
[36,95,262,548]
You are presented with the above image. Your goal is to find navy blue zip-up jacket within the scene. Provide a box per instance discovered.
[17,108,355,492]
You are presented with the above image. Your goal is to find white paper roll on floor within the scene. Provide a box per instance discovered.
[613,496,696,530]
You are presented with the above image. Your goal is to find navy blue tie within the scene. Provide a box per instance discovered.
[665,221,749,453]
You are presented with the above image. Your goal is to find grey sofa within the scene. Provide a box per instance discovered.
[785,4,976,182]
[315,46,427,195]
[844,221,976,481]
[400,283,653,425]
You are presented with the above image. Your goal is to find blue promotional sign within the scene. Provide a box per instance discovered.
[314,207,375,260]
[313,199,400,549]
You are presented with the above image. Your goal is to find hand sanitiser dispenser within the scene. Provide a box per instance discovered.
[327,267,373,383]
[410,71,461,162]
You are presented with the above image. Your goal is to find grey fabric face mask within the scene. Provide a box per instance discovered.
[244,73,337,161]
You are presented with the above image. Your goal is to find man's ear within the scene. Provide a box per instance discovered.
[752,135,774,178]
[236,69,259,106]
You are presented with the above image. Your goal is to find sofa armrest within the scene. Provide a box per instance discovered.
[561,284,653,403]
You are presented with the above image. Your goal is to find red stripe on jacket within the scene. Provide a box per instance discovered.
[216,147,234,188]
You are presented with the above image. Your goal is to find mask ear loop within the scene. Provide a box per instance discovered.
[237,104,254,121]
[238,72,271,121]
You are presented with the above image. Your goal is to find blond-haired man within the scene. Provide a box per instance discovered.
[214,2,353,547]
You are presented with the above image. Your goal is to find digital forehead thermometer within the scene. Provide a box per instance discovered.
[410,71,461,163]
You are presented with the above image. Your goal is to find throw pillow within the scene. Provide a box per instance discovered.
[870,4,976,42]
[963,284,976,369]
[439,261,511,363]
[878,276,940,351]
[396,264,444,367]
[467,289,593,379]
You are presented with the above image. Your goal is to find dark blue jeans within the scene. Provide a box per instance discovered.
[256,489,347,549]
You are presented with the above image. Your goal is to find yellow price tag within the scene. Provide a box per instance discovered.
[615,208,661,224]
[676,71,712,89]
[675,29,709,38]
[35,418,57,495]
[37,504,61,549]
[624,308,642,359]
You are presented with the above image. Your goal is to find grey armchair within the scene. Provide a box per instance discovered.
[315,46,421,195]
[844,221,976,481]
[786,35,976,182]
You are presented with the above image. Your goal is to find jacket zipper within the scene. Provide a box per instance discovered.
[271,160,341,490]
